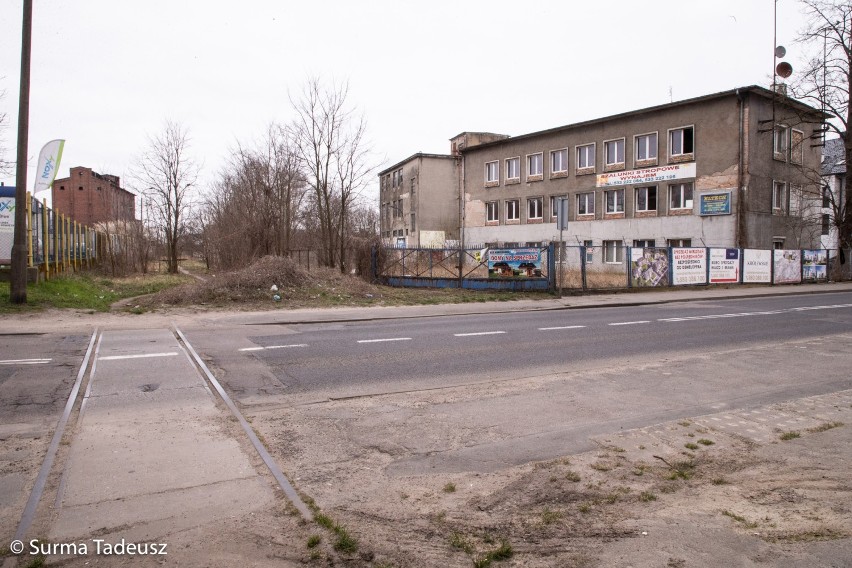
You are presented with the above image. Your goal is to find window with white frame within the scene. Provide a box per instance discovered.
[635,186,657,212]
[633,239,655,248]
[669,182,693,210]
[506,157,520,180]
[668,238,692,247]
[604,138,625,166]
[603,240,624,263]
[605,188,625,213]
[550,149,568,174]
[506,199,520,221]
[576,143,595,169]
[577,192,595,215]
[527,197,543,220]
[773,181,787,212]
[527,153,543,178]
[584,240,594,263]
[635,132,658,161]
[486,201,499,222]
[669,126,694,157]
[774,124,789,159]
[485,161,499,184]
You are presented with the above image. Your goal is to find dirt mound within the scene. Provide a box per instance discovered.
[145,256,318,305]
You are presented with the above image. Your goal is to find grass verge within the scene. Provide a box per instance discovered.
[0,272,189,313]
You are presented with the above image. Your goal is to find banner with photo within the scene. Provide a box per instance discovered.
[802,249,828,282]
[671,247,707,285]
[773,249,802,284]
[487,248,542,278]
[630,247,669,287]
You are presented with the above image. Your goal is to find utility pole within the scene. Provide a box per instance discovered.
[10,0,33,304]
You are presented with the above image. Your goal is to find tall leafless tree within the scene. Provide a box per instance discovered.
[790,0,852,261]
[290,78,373,272]
[201,125,306,269]
[133,121,199,273]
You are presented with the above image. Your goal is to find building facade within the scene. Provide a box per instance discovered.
[378,153,461,247]
[52,167,136,225]
[461,86,823,255]
[381,86,825,259]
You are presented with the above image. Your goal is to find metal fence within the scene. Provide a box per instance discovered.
[0,190,101,280]
[376,244,555,291]
[376,244,852,292]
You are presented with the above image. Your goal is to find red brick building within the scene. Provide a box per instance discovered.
[51,167,136,225]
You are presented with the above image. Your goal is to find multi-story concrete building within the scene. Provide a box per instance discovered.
[461,86,823,257]
[52,166,136,225]
[382,86,825,260]
[378,153,459,248]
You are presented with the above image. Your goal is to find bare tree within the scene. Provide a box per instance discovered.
[133,121,199,273]
[201,125,306,269]
[290,78,374,272]
[790,0,852,260]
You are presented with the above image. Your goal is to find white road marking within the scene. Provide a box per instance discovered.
[98,352,178,361]
[0,358,52,365]
[454,331,506,337]
[239,344,309,351]
[660,303,852,323]
[539,325,587,331]
[609,321,650,326]
[357,338,412,344]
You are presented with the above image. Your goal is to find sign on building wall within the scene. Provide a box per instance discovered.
[671,247,708,285]
[596,163,696,187]
[487,248,542,278]
[773,249,802,284]
[630,247,669,287]
[802,249,828,282]
[709,248,740,283]
[699,192,732,216]
[743,249,772,283]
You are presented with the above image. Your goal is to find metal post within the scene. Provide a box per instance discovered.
[26,192,33,268]
[42,199,49,280]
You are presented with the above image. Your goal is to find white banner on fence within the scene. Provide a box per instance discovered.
[742,249,772,283]
[671,247,707,285]
[709,248,740,283]
[774,249,802,284]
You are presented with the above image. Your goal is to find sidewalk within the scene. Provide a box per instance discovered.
[51,329,272,547]
[212,280,852,326]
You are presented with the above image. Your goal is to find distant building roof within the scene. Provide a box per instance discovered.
[378,152,456,176]
[822,137,846,176]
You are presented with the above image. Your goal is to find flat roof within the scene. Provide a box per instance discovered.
[460,85,826,153]
[378,152,456,176]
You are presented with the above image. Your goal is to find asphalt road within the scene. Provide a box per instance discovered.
[219,291,852,400]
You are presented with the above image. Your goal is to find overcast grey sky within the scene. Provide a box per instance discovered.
[0,0,808,203]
